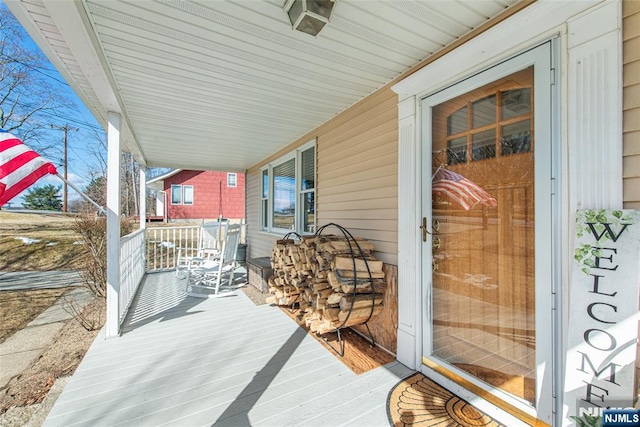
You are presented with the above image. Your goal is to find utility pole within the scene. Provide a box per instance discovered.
[130,153,138,216]
[51,124,78,212]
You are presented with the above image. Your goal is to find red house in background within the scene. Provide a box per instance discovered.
[146,169,245,223]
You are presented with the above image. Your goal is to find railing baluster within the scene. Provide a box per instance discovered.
[146,228,150,271]
[154,229,158,271]
[141,225,200,272]
[171,228,174,269]
[144,229,148,271]
[169,228,172,269]
[178,227,182,270]
[160,230,165,268]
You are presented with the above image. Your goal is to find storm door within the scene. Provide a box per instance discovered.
[420,43,554,422]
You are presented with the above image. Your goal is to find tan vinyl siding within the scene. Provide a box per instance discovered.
[623,0,640,208]
[317,89,398,265]
[246,87,399,264]
[245,169,277,259]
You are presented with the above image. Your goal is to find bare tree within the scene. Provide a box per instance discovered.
[76,147,166,218]
[84,127,108,178]
[0,5,74,154]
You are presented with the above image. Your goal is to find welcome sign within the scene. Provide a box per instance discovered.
[564,210,640,425]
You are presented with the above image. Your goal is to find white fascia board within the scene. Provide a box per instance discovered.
[45,2,120,112]
[3,1,104,122]
[147,169,183,186]
[146,181,164,191]
[391,0,602,100]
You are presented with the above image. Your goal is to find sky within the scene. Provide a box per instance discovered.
[1,1,107,207]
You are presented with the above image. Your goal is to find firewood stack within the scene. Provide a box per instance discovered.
[266,234,386,335]
[265,238,307,306]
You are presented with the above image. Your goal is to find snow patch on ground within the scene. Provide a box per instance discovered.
[14,237,41,245]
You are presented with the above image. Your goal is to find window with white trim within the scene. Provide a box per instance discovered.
[260,140,315,234]
[299,146,315,233]
[261,169,269,231]
[183,185,194,205]
[171,184,194,205]
[227,173,237,187]
[171,184,182,204]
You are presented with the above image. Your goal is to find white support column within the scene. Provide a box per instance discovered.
[139,166,146,230]
[106,112,122,338]
[156,192,165,219]
[396,97,420,369]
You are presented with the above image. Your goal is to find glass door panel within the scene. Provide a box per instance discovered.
[430,67,536,403]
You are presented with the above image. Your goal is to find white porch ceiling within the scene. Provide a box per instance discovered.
[6,0,523,172]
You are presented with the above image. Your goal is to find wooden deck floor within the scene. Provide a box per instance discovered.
[44,271,413,427]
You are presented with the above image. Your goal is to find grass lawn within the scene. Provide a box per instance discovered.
[0,211,86,271]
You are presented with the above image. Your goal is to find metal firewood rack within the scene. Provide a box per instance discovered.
[314,223,377,357]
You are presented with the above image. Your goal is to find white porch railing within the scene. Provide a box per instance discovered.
[145,226,200,271]
[119,229,146,322]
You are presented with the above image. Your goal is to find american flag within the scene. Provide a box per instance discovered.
[0,130,58,206]
[432,167,497,211]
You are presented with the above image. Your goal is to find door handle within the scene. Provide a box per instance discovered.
[420,217,430,242]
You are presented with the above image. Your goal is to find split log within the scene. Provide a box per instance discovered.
[312,281,330,292]
[316,287,334,299]
[335,269,385,279]
[340,280,386,294]
[325,239,375,253]
[326,292,344,305]
[327,272,343,291]
[333,257,383,273]
[315,298,328,310]
[338,305,383,323]
[323,307,340,321]
[339,294,385,311]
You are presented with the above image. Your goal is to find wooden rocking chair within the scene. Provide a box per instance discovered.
[185,224,242,298]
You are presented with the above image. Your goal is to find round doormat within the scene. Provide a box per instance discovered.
[387,373,504,426]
